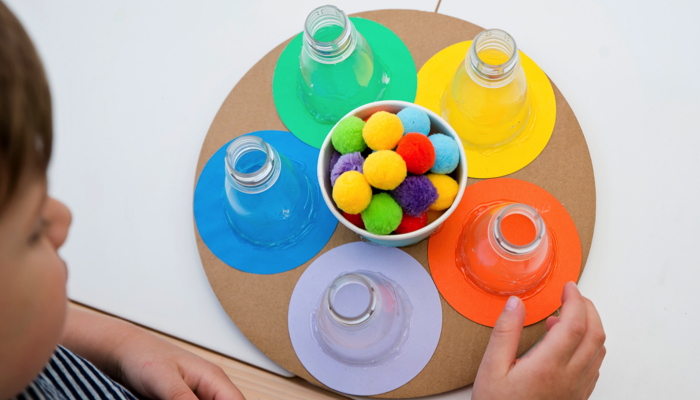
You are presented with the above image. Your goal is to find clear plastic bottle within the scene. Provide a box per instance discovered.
[298,5,390,124]
[312,271,412,365]
[441,29,531,150]
[457,202,554,297]
[224,136,316,248]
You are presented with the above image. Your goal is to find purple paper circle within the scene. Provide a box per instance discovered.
[288,242,443,396]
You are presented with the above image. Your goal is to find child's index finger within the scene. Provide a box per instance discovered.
[538,282,588,363]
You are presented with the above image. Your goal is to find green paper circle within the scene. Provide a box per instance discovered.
[273,17,417,149]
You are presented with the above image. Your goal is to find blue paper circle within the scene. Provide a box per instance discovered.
[194,130,337,275]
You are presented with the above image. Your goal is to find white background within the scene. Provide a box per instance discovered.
[6,0,700,398]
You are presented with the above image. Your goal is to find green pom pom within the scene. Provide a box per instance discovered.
[361,193,403,235]
[331,116,367,154]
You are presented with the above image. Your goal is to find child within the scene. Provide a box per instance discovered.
[0,3,245,399]
[0,2,604,399]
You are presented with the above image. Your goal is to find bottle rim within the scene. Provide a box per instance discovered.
[225,136,280,193]
[492,203,546,255]
[326,273,378,326]
[303,5,355,63]
[466,29,520,83]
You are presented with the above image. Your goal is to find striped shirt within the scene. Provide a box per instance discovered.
[12,346,137,400]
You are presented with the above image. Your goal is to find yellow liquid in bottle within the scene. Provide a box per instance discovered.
[441,48,530,149]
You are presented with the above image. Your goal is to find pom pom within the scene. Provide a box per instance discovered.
[395,133,436,175]
[429,134,460,174]
[427,174,459,211]
[343,212,365,230]
[330,152,364,186]
[329,151,341,172]
[361,193,402,235]
[390,175,438,216]
[397,107,431,136]
[395,211,427,234]
[363,150,407,190]
[362,111,404,151]
[332,171,372,214]
[331,116,367,154]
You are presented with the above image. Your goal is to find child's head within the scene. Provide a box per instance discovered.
[0,2,72,396]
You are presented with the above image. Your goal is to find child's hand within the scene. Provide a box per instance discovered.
[113,329,246,400]
[61,307,245,400]
[472,282,606,400]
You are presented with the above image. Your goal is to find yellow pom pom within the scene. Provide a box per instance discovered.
[332,171,372,214]
[363,150,407,190]
[362,111,404,151]
[427,174,459,211]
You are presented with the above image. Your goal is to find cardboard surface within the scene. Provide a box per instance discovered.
[194,10,596,398]
[428,178,583,327]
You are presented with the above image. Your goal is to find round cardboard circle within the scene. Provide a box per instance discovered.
[428,178,582,327]
[194,10,596,398]
[273,17,418,149]
[193,130,337,275]
[415,41,557,179]
[288,242,442,396]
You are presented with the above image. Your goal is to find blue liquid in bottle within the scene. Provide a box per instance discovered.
[224,136,317,248]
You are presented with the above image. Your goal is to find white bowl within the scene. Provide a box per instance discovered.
[317,100,468,247]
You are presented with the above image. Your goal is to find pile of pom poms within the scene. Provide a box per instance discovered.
[329,107,461,235]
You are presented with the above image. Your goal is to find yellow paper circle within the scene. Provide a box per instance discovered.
[416,41,556,178]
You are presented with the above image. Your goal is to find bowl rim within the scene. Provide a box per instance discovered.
[317,100,468,242]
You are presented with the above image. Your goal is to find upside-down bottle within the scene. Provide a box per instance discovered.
[441,29,531,151]
[298,5,390,124]
[457,203,555,297]
[312,271,413,365]
[224,136,317,248]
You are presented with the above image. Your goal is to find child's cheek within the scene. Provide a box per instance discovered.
[26,250,68,377]
[0,253,67,397]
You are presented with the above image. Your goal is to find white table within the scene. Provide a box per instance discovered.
[8,0,700,398]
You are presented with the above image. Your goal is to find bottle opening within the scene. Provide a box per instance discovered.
[493,204,544,255]
[327,274,376,325]
[225,136,280,192]
[477,48,511,66]
[500,213,537,246]
[332,282,371,319]
[235,150,267,175]
[468,29,519,82]
[303,5,354,62]
[313,24,344,42]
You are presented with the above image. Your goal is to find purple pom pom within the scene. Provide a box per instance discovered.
[390,175,438,216]
[330,152,364,186]
[329,151,342,172]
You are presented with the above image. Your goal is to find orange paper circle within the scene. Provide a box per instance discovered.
[428,178,582,327]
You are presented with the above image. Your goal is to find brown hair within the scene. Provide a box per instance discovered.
[0,1,52,210]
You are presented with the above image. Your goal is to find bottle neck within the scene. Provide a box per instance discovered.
[326,273,378,326]
[490,203,546,259]
[225,136,281,194]
[302,5,357,64]
[466,29,521,87]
